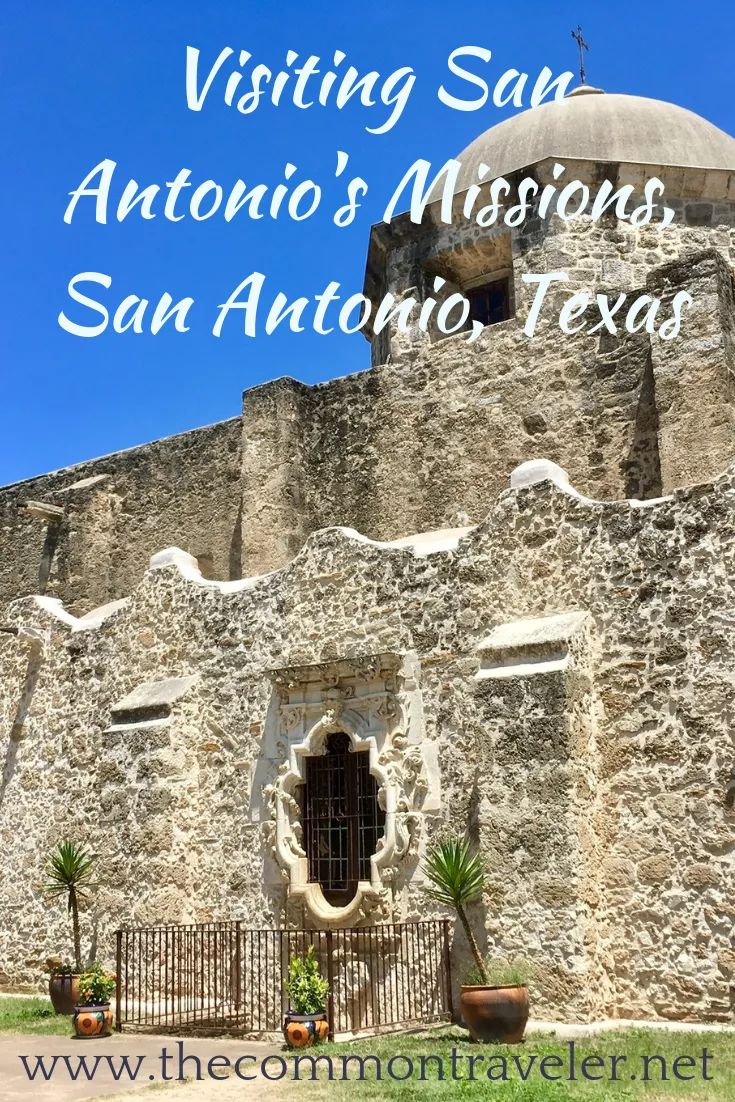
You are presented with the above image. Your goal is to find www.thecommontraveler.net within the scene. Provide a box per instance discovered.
[18,1041,717,1085]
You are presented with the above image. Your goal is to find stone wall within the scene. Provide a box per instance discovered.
[237,169,735,574]
[2,170,734,589]
[0,418,242,616]
[1,463,732,1023]
[241,246,735,574]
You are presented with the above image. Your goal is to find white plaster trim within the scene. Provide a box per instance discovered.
[31,595,129,632]
[508,458,675,508]
[383,527,474,555]
[629,495,674,507]
[510,460,585,497]
[148,547,278,592]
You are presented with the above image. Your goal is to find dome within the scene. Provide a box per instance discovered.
[453,87,735,191]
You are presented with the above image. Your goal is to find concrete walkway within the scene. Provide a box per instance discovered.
[0,1032,285,1102]
[2,1018,734,1101]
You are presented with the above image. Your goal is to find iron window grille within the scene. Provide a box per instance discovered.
[300,732,385,906]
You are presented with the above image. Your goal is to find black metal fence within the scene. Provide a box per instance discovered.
[115,920,453,1039]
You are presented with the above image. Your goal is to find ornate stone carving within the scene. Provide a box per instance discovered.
[280,705,304,732]
[263,652,427,926]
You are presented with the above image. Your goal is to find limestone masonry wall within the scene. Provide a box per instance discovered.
[1,139,734,1027]
[0,418,242,615]
[2,177,734,590]
[242,247,735,573]
[0,467,732,1021]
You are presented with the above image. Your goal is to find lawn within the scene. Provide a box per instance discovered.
[1,997,733,1101]
[0,995,74,1035]
[315,1025,735,1100]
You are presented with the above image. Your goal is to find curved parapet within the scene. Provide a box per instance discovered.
[2,458,732,637]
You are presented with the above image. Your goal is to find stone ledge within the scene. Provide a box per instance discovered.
[476,610,589,679]
[106,717,172,734]
[24,500,64,522]
[110,675,198,725]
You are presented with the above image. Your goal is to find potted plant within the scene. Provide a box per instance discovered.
[73,962,116,1038]
[461,956,531,1044]
[44,842,95,1015]
[46,956,79,1016]
[283,944,330,1047]
[422,836,530,1044]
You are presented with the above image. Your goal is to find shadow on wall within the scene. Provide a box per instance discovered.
[38,516,63,594]
[0,637,45,809]
[623,349,662,500]
[229,502,243,580]
[178,505,244,583]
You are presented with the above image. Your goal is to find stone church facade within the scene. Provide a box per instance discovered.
[0,87,733,1023]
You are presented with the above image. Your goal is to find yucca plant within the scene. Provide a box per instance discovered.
[44,842,95,972]
[422,836,489,983]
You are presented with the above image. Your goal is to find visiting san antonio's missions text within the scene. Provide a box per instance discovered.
[57,45,693,343]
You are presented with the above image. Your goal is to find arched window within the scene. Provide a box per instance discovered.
[300,732,385,907]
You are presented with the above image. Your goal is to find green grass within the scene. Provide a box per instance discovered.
[309,1025,735,1100]
[2,997,732,1101]
[0,995,75,1035]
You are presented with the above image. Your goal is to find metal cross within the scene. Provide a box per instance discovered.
[571,25,590,85]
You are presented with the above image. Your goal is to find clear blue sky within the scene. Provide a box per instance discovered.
[1,1,733,485]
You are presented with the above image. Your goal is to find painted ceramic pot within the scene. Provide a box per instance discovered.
[73,1004,113,1038]
[460,984,529,1044]
[49,974,80,1016]
[283,1010,329,1047]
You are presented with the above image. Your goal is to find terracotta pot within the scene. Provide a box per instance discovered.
[49,974,80,1015]
[73,1004,113,1039]
[283,1010,329,1048]
[460,984,529,1044]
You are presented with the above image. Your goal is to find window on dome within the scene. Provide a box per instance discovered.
[466,276,511,328]
[300,732,385,907]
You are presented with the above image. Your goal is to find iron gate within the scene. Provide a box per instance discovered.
[115,920,453,1038]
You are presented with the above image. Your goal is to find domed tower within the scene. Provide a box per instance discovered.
[363,87,735,503]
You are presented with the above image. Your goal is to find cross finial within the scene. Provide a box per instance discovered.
[571,25,590,85]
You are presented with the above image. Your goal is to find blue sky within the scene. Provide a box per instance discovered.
[1,1,733,485]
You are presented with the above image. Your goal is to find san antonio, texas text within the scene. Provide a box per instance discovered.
[57,43,694,344]
[20,1040,717,1086]
[57,159,692,344]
